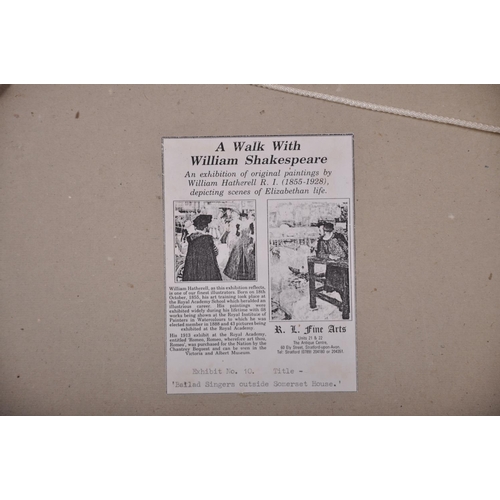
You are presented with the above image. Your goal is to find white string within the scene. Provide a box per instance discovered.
[253,84,500,135]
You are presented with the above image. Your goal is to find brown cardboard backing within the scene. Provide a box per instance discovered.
[1,84,499,415]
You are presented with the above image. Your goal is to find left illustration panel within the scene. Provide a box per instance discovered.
[174,200,257,282]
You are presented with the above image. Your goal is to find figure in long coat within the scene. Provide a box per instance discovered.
[316,222,348,292]
[182,215,222,281]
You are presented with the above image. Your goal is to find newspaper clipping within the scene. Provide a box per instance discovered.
[164,135,356,393]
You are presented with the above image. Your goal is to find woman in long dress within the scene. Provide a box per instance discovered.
[223,212,255,280]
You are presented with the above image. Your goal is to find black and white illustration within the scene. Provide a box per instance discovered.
[174,200,256,282]
[269,199,350,321]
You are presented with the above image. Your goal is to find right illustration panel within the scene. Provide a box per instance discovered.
[268,199,351,322]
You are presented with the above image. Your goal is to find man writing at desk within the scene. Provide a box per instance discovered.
[316,222,348,293]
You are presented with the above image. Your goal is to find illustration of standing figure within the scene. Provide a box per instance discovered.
[223,211,256,280]
[316,222,348,292]
[182,215,222,281]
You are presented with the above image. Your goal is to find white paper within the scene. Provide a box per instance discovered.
[163,134,356,393]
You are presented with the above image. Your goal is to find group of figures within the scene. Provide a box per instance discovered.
[175,207,256,282]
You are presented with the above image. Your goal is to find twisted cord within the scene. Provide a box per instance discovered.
[253,84,500,135]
